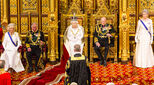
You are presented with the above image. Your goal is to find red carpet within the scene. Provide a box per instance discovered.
[11,62,154,85]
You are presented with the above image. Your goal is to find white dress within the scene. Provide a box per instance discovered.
[0,32,25,72]
[134,18,154,68]
[64,25,84,56]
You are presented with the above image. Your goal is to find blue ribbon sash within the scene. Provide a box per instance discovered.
[140,20,151,37]
[8,32,17,47]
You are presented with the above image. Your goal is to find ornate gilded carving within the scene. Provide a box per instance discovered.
[21,17,28,34]
[139,0,151,13]
[22,0,38,13]
[10,0,17,15]
[96,0,110,15]
[150,17,154,26]
[128,0,136,33]
[129,17,136,33]
[59,0,67,13]
[42,0,49,14]
[42,17,49,33]
[128,0,136,14]
[67,1,82,15]
[96,0,108,8]
[119,0,130,63]
[84,0,94,14]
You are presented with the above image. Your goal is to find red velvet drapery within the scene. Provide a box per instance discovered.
[0,73,11,85]
[27,44,69,85]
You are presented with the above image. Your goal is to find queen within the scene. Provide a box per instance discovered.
[64,14,84,56]
[134,9,154,68]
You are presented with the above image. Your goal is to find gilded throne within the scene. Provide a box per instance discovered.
[60,1,88,57]
[90,3,118,62]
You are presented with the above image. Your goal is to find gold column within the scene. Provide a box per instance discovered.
[82,0,84,9]
[48,0,58,61]
[119,0,130,64]
[38,0,42,30]
[84,17,88,57]
[48,27,56,61]
[1,0,8,27]
[55,0,59,59]
[50,0,54,12]
[136,0,139,24]
[17,0,21,33]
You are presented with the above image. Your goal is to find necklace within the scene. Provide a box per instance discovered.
[71,28,79,39]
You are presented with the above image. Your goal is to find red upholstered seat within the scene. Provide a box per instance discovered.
[0,45,4,53]
[0,28,3,40]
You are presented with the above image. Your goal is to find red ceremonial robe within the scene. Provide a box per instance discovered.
[27,44,69,85]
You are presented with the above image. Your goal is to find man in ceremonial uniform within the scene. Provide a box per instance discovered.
[65,44,91,85]
[25,23,45,73]
[94,17,116,66]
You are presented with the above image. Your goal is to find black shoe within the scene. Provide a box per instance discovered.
[35,67,39,72]
[104,60,107,67]
[100,60,104,65]
[28,67,33,73]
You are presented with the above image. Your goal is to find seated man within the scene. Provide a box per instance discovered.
[25,23,45,73]
[65,44,91,85]
[94,17,116,66]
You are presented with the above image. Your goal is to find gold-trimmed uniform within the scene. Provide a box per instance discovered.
[25,30,45,71]
[94,24,116,65]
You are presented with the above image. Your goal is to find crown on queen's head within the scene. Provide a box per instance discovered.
[71,13,78,22]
